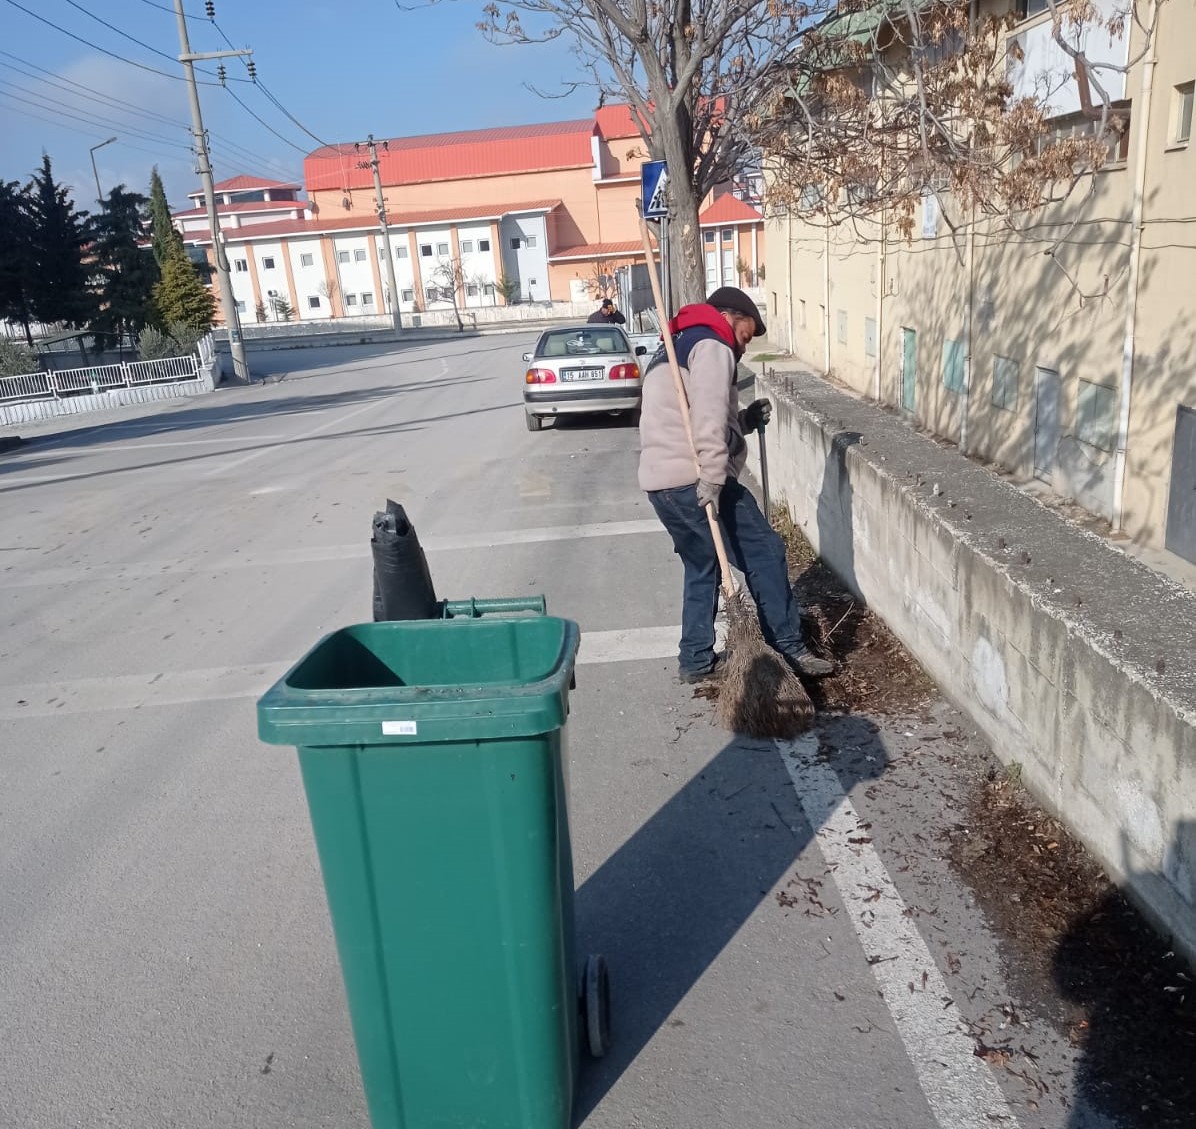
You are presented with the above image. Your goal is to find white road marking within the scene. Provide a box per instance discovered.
[0,520,666,589]
[0,623,703,719]
[204,396,388,476]
[779,735,1018,1128]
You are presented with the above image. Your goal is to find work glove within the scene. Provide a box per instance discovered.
[696,480,722,510]
[740,398,772,432]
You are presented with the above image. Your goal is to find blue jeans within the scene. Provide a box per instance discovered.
[647,479,808,674]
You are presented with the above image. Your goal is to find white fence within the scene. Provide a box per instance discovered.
[0,352,201,407]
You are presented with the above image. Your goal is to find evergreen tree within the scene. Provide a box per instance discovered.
[148,166,183,268]
[153,252,215,331]
[0,179,35,344]
[89,184,159,343]
[25,154,95,328]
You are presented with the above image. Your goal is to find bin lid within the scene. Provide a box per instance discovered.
[257,617,580,746]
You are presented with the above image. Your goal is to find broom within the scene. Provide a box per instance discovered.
[636,212,813,739]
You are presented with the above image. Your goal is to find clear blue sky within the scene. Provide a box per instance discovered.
[0,0,597,209]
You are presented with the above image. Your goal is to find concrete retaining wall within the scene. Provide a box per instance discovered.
[750,367,1196,962]
[0,371,216,428]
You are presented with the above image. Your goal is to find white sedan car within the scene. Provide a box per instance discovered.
[522,325,648,432]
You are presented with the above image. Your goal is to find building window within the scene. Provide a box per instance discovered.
[864,317,877,357]
[705,251,717,287]
[262,256,275,270]
[484,283,495,297]
[526,235,537,248]
[395,245,408,259]
[942,338,965,393]
[992,355,1019,412]
[461,240,474,253]
[337,250,350,264]
[1017,0,1048,17]
[420,243,433,257]
[1076,379,1117,450]
[234,258,248,272]
[836,309,848,345]
[721,228,733,242]
[466,283,479,297]
[300,252,314,267]
[704,230,716,244]
[425,285,438,302]
[510,237,521,249]
[354,248,367,262]
[361,291,374,306]
[797,299,806,328]
[436,241,449,256]
[401,288,414,302]
[478,239,491,252]
[308,296,321,309]
[345,293,357,306]
[235,299,247,313]
[1173,81,1194,145]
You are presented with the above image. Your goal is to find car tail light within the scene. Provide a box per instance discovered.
[608,363,640,380]
[526,368,557,384]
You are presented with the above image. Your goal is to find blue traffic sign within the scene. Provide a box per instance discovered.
[641,160,669,218]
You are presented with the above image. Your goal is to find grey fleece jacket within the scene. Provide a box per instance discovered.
[637,337,747,492]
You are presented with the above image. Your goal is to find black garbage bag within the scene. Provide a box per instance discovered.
[370,500,438,620]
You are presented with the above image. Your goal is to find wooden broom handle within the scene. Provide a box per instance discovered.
[637,212,737,601]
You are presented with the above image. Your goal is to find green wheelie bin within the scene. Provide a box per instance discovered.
[256,599,609,1129]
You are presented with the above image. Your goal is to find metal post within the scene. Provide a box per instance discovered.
[89,136,116,204]
[173,0,250,384]
[661,216,672,320]
[358,137,403,333]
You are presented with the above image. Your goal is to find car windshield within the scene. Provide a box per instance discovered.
[537,328,629,358]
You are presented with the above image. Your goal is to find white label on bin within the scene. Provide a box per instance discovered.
[382,720,418,736]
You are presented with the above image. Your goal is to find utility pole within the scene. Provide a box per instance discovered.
[354,136,402,333]
[173,0,250,383]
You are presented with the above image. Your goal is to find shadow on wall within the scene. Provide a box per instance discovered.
[815,427,862,597]
[1056,822,1196,1129]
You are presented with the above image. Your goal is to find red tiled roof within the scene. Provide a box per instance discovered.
[594,104,645,141]
[189,174,300,197]
[172,200,306,219]
[549,240,646,262]
[699,194,764,226]
[305,120,595,192]
[180,200,561,244]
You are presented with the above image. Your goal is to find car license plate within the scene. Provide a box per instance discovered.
[561,368,603,382]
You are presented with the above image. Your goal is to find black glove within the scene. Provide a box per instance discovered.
[740,398,772,432]
[696,480,722,510]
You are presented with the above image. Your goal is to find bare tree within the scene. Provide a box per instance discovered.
[430,257,468,332]
[755,0,1150,255]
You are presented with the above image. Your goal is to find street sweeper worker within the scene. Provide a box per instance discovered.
[638,285,834,684]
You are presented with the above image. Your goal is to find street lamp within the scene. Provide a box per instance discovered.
[89,136,117,203]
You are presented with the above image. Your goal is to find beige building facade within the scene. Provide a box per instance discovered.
[765,0,1196,563]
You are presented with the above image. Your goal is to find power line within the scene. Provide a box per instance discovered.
[1,0,225,86]
[210,15,330,147]
[224,85,310,154]
[0,98,190,164]
[0,52,299,179]
[0,85,194,150]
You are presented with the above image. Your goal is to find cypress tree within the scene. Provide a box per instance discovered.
[90,184,160,343]
[153,252,215,331]
[25,154,95,328]
[0,179,36,343]
[148,166,183,268]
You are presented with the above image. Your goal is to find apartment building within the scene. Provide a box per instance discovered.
[178,106,766,325]
[765,0,1196,562]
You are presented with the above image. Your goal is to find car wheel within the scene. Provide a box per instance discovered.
[525,413,544,432]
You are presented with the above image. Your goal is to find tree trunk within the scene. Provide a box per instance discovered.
[657,112,704,306]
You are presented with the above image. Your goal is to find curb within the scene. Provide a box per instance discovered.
[0,435,24,454]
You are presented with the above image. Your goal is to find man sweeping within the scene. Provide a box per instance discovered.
[638,285,834,684]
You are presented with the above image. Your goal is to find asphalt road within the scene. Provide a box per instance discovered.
[0,337,1100,1128]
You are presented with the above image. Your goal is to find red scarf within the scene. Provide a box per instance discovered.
[668,304,736,350]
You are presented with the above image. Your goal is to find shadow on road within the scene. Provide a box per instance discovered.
[573,716,888,1119]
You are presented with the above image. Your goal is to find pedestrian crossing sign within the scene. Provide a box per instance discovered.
[641,160,669,218]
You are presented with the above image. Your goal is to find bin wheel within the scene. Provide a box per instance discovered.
[581,954,611,1058]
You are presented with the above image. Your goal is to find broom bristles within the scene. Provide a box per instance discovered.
[715,590,814,739]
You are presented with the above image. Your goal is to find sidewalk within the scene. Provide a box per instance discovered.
[743,352,1196,966]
